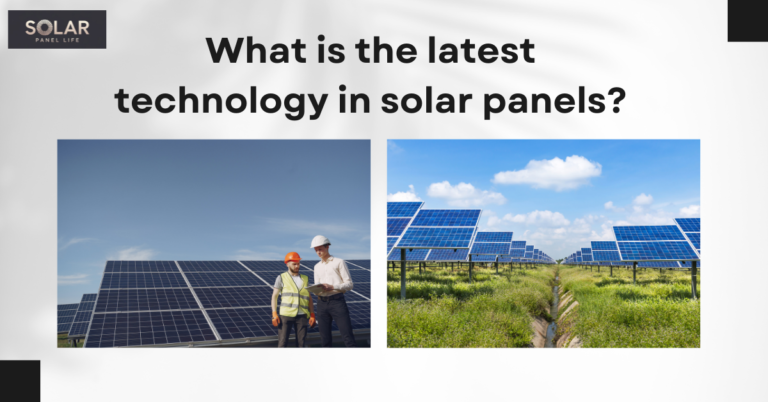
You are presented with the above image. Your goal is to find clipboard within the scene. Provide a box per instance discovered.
[305,284,325,295]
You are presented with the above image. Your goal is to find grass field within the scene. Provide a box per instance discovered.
[387,263,555,347]
[58,333,83,348]
[557,265,700,348]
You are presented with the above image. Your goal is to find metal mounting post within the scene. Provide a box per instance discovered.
[400,249,406,300]
[691,261,698,300]
[469,254,473,284]
[633,261,637,284]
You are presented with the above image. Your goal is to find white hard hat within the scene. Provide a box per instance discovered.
[311,235,331,248]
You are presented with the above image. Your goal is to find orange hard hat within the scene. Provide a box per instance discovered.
[284,252,301,264]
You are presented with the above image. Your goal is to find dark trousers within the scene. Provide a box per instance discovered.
[277,314,309,348]
[317,295,356,347]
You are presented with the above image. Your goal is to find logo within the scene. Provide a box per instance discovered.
[8,10,106,49]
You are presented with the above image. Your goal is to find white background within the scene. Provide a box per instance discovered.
[1,0,767,400]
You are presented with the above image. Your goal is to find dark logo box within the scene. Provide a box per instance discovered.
[8,10,106,49]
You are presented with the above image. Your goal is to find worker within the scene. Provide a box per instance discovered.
[271,251,315,347]
[311,235,356,347]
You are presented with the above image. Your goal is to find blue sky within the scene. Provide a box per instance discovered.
[58,140,370,303]
[388,140,700,260]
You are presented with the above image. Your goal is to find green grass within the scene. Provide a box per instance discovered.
[58,333,82,348]
[387,264,554,347]
[557,265,700,348]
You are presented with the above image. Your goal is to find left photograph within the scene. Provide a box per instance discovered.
[57,140,371,348]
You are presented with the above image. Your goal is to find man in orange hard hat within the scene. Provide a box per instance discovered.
[271,251,316,347]
[311,235,356,347]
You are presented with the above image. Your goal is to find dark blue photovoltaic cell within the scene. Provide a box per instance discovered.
[507,249,525,258]
[639,261,681,268]
[427,249,468,261]
[104,261,180,273]
[618,241,699,260]
[94,288,200,313]
[100,273,188,289]
[240,260,290,272]
[470,243,510,255]
[581,248,592,255]
[576,251,581,257]
[178,261,250,272]
[206,307,279,340]
[58,303,79,311]
[84,310,216,347]
[184,272,266,287]
[345,260,371,270]
[592,251,621,261]
[410,209,481,227]
[685,232,701,250]
[614,226,686,241]
[592,241,618,251]
[69,320,92,337]
[582,255,593,262]
[352,283,370,298]
[397,227,475,248]
[81,294,97,302]
[576,257,583,262]
[387,248,429,261]
[474,232,513,242]
[524,252,533,259]
[387,202,423,218]
[675,218,700,233]
[387,237,399,253]
[525,246,534,251]
[387,218,411,236]
[194,286,273,308]
[511,241,526,249]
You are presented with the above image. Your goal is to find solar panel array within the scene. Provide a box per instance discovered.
[613,225,699,261]
[386,201,424,254]
[58,303,80,333]
[83,260,370,347]
[581,248,593,262]
[68,294,97,337]
[591,241,621,262]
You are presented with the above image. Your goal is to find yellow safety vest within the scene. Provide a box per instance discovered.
[279,272,310,317]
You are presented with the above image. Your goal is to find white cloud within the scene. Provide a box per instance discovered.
[633,193,654,205]
[491,155,602,191]
[112,247,157,260]
[506,210,570,227]
[387,184,422,202]
[59,237,96,251]
[679,205,700,218]
[387,140,404,154]
[427,181,506,207]
[58,274,89,285]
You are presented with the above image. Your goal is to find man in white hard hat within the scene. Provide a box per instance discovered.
[311,235,356,347]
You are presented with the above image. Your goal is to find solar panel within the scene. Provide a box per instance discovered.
[397,227,476,249]
[525,245,534,252]
[638,261,681,268]
[472,255,498,262]
[427,249,468,261]
[591,241,618,251]
[68,294,97,337]
[592,251,622,261]
[474,232,513,243]
[581,248,592,255]
[387,237,399,254]
[346,260,371,270]
[409,209,481,227]
[617,241,699,261]
[524,251,533,259]
[582,255,593,262]
[387,248,430,261]
[470,242,510,255]
[387,218,411,236]
[85,260,371,347]
[684,232,700,251]
[614,226,687,241]
[58,303,80,333]
[507,249,525,258]
[675,218,700,233]
[387,201,424,218]
[511,241,526,249]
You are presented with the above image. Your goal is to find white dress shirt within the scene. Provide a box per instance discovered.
[313,256,353,297]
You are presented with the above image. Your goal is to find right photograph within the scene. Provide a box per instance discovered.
[386,140,700,348]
